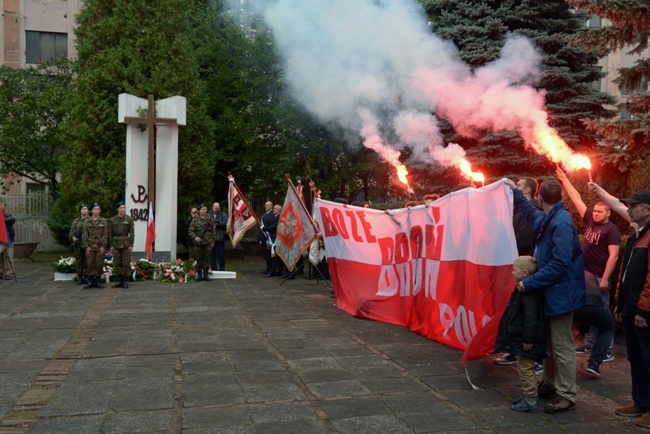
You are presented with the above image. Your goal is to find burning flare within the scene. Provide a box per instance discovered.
[534,128,591,171]
[459,159,485,185]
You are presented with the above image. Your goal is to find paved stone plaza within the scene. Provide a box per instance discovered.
[0,258,644,433]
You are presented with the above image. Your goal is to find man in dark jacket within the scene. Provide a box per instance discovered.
[258,201,279,277]
[505,178,585,414]
[208,202,228,271]
[613,190,650,428]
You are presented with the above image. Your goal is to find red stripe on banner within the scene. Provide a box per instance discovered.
[328,257,512,358]
[0,204,8,245]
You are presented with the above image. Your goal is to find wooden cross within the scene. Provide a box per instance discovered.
[122,94,178,209]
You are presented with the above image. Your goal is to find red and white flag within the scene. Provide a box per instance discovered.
[0,203,8,253]
[314,180,517,364]
[275,182,318,272]
[145,201,155,260]
[226,178,259,248]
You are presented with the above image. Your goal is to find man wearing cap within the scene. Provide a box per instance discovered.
[109,201,135,288]
[613,190,650,428]
[83,202,108,289]
[189,204,215,282]
[70,204,89,285]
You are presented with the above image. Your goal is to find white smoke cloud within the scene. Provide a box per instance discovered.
[225,0,556,175]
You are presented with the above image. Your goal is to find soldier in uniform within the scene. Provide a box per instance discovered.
[109,201,135,288]
[83,202,108,289]
[189,203,215,282]
[69,203,89,285]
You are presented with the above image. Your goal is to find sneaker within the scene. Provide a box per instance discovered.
[575,344,592,353]
[512,397,539,413]
[636,413,650,428]
[544,396,576,414]
[537,383,556,399]
[495,353,517,365]
[615,404,645,417]
[586,360,601,376]
[603,352,615,363]
[535,362,543,374]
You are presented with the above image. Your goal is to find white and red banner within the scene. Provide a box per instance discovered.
[314,180,518,364]
[227,178,259,248]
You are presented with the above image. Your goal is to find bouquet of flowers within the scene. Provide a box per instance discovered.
[160,258,197,283]
[131,258,159,280]
[52,257,76,273]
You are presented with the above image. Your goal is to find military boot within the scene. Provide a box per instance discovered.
[83,276,94,289]
[196,270,202,282]
[111,276,123,288]
[95,276,105,289]
[76,274,85,285]
[203,270,212,282]
[122,276,129,289]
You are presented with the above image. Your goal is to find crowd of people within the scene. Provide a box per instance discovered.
[493,173,650,425]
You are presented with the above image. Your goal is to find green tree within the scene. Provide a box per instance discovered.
[420,0,615,178]
[53,0,214,238]
[568,0,650,171]
[0,60,74,200]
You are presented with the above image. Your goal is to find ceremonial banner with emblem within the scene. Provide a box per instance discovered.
[226,178,259,248]
[275,182,318,272]
[314,180,517,364]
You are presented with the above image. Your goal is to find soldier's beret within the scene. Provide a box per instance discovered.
[198,203,207,210]
[90,202,101,210]
[79,203,88,212]
[115,201,125,209]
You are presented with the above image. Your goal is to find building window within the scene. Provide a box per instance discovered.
[25,31,68,64]
[586,16,601,28]
[590,66,603,92]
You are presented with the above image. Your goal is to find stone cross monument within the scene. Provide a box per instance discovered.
[118,93,186,261]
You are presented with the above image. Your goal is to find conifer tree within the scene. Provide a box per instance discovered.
[567,0,650,169]
[421,0,615,177]
[56,0,214,221]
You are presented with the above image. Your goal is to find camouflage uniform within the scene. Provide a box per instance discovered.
[109,214,134,278]
[69,215,88,280]
[189,214,215,277]
[83,216,108,279]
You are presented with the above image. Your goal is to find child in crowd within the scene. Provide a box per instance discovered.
[494,256,546,412]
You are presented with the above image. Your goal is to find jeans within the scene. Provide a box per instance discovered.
[585,277,614,353]
[623,314,650,412]
[574,304,615,364]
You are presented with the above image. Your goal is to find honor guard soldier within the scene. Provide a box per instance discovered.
[70,204,90,285]
[83,202,108,289]
[109,200,135,288]
[189,203,215,282]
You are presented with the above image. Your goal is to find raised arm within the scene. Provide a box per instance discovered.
[556,168,587,218]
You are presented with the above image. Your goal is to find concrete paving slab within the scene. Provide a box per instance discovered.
[40,382,114,416]
[182,407,251,430]
[29,414,105,433]
[109,378,174,411]
[330,414,414,434]
[102,409,172,433]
